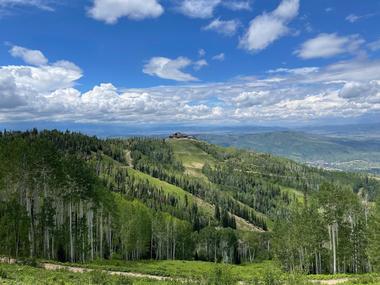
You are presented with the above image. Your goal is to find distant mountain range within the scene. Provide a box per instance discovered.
[198,129,380,174]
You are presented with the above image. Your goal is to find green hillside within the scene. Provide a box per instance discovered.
[1,129,380,277]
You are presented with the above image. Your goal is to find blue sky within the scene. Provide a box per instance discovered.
[0,0,380,131]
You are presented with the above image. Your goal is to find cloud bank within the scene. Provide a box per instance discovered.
[1,45,380,125]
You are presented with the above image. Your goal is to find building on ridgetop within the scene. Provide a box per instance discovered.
[169,132,195,139]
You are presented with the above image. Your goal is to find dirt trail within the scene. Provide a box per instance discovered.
[0,258,170,281]
[312,278,350,284]
[42,263,171,281]
[1,257,353,284]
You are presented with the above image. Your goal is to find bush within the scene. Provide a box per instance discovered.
[16,258,39,267]
[90,270,111,284]
[0,268,8,279]
[284,273,312,285]
[114,276,133,285]
[350,275,380,284]
[261,269,283,285]
[250,267,283,285]
[204,265,237,285]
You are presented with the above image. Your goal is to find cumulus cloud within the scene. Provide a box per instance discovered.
[239,0,300,52]
[212,53,225,61]
[0,72,25,109]
[143,57,198,81]
[175,0,221,18]
[295,33,365,59]
[9,45,49,66]
[174,0,250,18]
[232,91,271,107]
[1,46,380,124]
[203,18,240,36]
[88,0,164,24]
[339,81,380,103]
[193,59,208,70]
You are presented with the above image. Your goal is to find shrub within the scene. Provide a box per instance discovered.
[350,275,380,284]
[17,258,39,267]
[0,268,8,279]
[114,275,133,285]
[90,270,111,284]
[204,265,237,285]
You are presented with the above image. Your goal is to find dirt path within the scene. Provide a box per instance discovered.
[0,258,170,281]
[1,257,354,284]
[41,263,171,281]
[312,278,350,284]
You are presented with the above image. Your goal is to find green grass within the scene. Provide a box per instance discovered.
[168,139,217,177]
[280,186,304,204]
[0,263,145,285]
[40,259,281,282]
[96,152,215,219]
[126,167,215,218]
[2,260,380,285]
[168,139,271,231]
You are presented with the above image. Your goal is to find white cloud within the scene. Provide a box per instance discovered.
[1,46,380,124]
[345,13,376,24]
[222,0,251,11]
[239,0,300,52]
[346,14,360,23]
[0,72,25,109]
[88,0,164,24]
[193,59,208,70]
[295,33,365,59]
[198,49,206,57]
[143,57,198,81]
[174,0,250,18]
[1,63,82,93]
[9,45,48,66]
[368,39,380,51]
[233,91,271,107]
[203,18,240,36]
[0,0,54,11]
[339,81,380,103]
[267,67,319,75]
[272,0,299,20]
[212,53,225,61]
[175,0,221,19]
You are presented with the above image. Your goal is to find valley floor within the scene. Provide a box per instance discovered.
[1,259,380,285]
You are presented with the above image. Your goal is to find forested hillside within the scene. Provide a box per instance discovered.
[1,129,380,276]
[199,131,380,174]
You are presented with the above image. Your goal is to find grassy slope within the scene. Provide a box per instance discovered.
[100,150,265,231]
[168,138,217,178]
[98,153,215,220]
[168,139,271,231]
[102,139,309,231]
[127,167,215,218]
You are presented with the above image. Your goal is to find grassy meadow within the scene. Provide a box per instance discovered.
[1,260,380,285]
